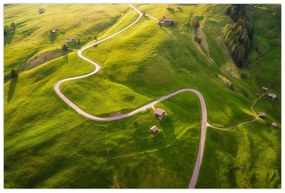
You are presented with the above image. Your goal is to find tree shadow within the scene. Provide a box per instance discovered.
[63,52,69,64]
[7,77,18,103]
[4,31,15,46]
[167,8,176,16]
[177,7,184,12]
[49,34,57,44]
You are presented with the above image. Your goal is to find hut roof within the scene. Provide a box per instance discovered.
[154,108,165,116]
[268,93,277,99]
[150,125,158,134]
[258,112,266,117]
[163,18,173,22]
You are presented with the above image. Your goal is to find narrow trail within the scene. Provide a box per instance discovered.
[208,93,266,131]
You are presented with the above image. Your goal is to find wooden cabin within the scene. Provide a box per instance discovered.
[39,7,45,14]
[262,86,270,92]
[50,29,57,34]
[150,126,159,134]
[271,123,278,128]
[66,37,74,43]
[267,93,277,101]
[154,108,165,120]
[159,18,174,26]
[258,112,266,119]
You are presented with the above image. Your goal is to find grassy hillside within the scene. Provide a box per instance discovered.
[197,4,281,188]
[4,4,281,188]
[4,4,130,81]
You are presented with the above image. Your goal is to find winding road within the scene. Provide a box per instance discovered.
[53,4,260,189]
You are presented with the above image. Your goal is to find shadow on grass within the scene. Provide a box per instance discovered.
[63,52,69,64]
[49,34,57,44]
[7,77,18,103]
[4,31,15,46]
[167,8,176,16]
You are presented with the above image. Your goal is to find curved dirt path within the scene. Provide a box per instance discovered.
[208,93,266,131]
[54,4,207,188]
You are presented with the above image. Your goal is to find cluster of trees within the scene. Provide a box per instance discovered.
[226,4,246,22]
[4,22,16,35]
[223,5,254,68]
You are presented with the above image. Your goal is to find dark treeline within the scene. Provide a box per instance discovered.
[223,5,254,68]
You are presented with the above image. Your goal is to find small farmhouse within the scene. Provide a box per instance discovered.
[50,29,57,34]
[66,37,74,43]
[267,93,277,101]
[150,126,159,134]
[258,112,266,119]
[159,18,174,26]
[154,108,165,120]
[271,123,278,128]
[255,92,261,97]
[39,7,45,13]
[262,86,270,92]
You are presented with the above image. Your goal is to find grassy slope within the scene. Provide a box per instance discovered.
[4,4,199,188]
[60,4,280,188]
[197,4,281,188]
[4,4,129,188]
[4,4,281,188]
[62,4,255,126]
[4,4,129,81]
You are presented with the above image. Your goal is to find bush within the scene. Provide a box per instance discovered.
[62,44,68,51]
[10,69,18,78]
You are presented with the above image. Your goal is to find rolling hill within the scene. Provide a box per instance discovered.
[4,4,281,188]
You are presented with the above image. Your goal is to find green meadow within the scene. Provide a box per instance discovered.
[4,4,281,188]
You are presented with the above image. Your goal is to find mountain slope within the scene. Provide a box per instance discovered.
[4,4,281,188]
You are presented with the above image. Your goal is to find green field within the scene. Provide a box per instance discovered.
[4,4,281,188]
